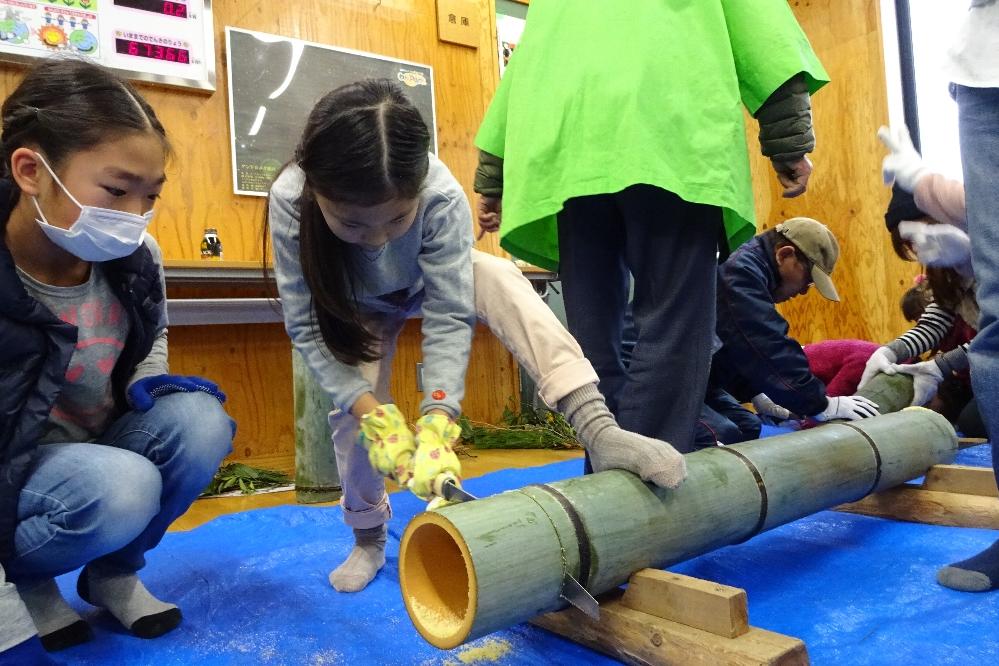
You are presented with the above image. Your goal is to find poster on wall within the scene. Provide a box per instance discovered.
[496,0,526,77]
[225,27,436,197]
[0,0,215,90]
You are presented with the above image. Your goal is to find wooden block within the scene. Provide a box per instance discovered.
[622,570,749,639]
[436,0,480,48]
[532,590,808,666]
[922,465,998,498]
[836,486,999,529]
[958,437,989,449]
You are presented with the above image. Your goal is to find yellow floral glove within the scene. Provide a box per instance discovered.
[358,404,416,486]
[409,413,462,500]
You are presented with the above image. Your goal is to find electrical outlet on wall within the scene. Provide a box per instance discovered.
[436,0,480,48]
[416,362,424,392]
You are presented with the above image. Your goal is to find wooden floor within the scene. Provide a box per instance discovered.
[170,448,583,532]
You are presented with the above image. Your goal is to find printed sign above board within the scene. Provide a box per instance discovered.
[225,27,437,196]
[0,0,216,91]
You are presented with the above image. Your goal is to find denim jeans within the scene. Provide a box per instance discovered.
[957,84,999,481]
[4,391,233,585]
[695,386,762,448]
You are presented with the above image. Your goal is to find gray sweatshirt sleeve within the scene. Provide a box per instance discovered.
[416,187,476,417]
[269,168,374,414]
[128,234,169,387]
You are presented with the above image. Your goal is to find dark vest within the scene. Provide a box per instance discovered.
[0,181,165,562]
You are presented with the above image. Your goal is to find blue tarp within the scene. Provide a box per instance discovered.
[57,442,997,665]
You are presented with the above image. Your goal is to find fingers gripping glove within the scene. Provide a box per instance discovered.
[814,395,881,421]
[127,374,226,412]
[409,414,462,500]
[858,346,898,390]
[358,404,416,486]
[892,360,946,406]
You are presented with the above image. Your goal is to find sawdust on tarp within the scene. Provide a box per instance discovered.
[449,638,513,664]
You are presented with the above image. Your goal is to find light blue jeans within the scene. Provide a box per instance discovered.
[5,391,233,584]
[958,84,999,482]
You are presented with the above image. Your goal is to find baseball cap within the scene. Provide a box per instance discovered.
[775,217,840,302]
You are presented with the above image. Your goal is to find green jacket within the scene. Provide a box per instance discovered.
[475,0,829,271]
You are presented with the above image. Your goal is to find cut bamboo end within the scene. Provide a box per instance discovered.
[400,511,478,649]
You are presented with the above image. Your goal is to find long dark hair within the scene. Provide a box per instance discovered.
[0,57,168,226]
[269,79,430,365]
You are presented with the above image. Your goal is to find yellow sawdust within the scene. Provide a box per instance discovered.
[409,596,462,635]
[455,638,513,664]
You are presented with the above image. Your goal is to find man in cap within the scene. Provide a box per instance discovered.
[696,217,879,446]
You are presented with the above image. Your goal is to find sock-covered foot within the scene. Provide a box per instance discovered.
[18,579,92,652]
[937,537,999,592]
[0,636,61,666]
[329,525,387,593]
[558,384,688,489]
[77,564,181,638]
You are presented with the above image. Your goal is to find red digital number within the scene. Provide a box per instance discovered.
[178,49,189,64]
[143,42,153,57]
[163,1,174,15]
[176,4,187,18]
[154,45,164,59]
[165,47,176,61]
[128,40,138,56]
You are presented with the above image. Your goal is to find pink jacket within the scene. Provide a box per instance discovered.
[914,173,967,232]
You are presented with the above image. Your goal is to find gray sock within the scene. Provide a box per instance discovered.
[18,579,93,651]
[77,564,180,638]
[329,525,387,593]
[558,383,688,489]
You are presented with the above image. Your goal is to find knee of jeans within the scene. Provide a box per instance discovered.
[170,393,234,468]
[83,456,162,543]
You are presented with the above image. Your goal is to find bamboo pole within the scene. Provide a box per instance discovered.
[292,351,341,504]
[399,406,956,649]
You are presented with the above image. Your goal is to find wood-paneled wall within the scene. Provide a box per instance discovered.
[747,0,920,346]
[1,0,916,473]
[0,0,516,474]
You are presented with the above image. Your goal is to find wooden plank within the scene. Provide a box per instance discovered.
[922,465,998,498]
[836,486,999,529]
[622,570,749,639]
[532,591,808,666]
[959,438,989,449]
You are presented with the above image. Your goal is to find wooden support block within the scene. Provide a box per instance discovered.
[836,486,999,529]
[922,465,998,498]
[958,438,989,449]
[622,570,749,639]
[532,589,808,666]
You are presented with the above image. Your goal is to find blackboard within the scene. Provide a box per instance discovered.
[225,27,436,196]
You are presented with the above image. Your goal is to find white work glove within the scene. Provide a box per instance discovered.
[878,125,930,192]
[897,220,972,268]
[890,360,945,406]
[858,346,898,390]
[751,393,793,421]
[814,395,880,421]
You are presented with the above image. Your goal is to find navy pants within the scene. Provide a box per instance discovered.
[695,386,762,447]
[557,185,722,454]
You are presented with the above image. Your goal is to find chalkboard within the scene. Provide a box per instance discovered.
[225,27,436,196]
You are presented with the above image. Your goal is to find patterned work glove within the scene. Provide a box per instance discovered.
[878,125,929,191]
[127,374,226,412]
[409,414,462,500]
[358,404,416,486]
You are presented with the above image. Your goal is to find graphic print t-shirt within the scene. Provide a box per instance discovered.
[17,266,130,443]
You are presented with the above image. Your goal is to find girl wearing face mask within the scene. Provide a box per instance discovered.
[267,79,687,595]
[0,59,233,662]
[859,126,978,422]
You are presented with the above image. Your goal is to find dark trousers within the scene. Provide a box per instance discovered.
[695,386,762,447]
[558,185,722,454]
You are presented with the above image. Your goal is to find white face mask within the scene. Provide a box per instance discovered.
[31,151,154,262]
